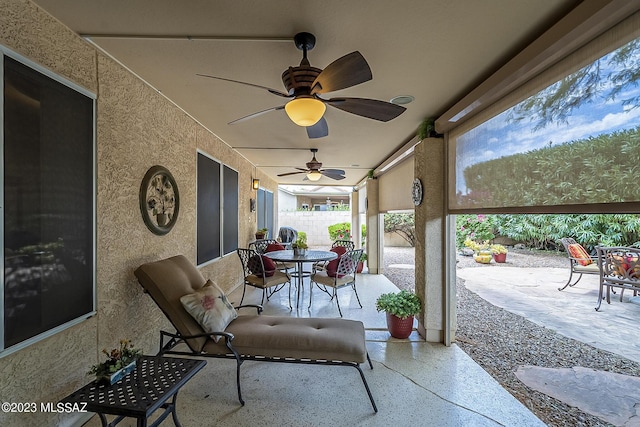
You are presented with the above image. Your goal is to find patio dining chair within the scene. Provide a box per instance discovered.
[310,249,363,317]
[237,248,292,307]
[558,237,600,291]
[314,240,356,272]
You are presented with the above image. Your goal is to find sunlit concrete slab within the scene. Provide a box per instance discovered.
[457,267,640,361]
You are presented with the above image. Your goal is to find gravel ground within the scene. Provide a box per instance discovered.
[383,246,640,427]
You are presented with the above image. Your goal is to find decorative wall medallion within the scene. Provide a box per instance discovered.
[139,165,179,235]
[412,178,423,206]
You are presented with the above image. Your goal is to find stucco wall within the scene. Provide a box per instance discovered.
[0,1,275,425]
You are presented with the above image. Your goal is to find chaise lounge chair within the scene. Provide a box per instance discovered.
[134,254,377,412]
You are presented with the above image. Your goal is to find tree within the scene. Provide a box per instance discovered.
[384,213,415,247]
[507,38,640,131]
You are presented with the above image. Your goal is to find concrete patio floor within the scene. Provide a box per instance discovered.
[80,269,545,426]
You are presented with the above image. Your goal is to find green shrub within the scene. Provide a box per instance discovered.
[456,213,640,251]
[455,214,495,248]
[328,222,351,241]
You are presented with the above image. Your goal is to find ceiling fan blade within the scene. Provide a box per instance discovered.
[325,97,406,122]
[321,171,346,180]
[320,168,346,175]
[228,105,285,124]
[306,117,328,139]
[197,74,292,98]
[277,171,307,177]
[310,51,372,95]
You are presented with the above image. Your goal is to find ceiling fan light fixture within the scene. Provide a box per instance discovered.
[285,97,326,127]
[306,170,323,181]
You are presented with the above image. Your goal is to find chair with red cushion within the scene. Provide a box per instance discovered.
[309,249,363,317]
[558,237,600,291]
[313,240,354,272]
[250,239,279,255]
[237,248,292,307]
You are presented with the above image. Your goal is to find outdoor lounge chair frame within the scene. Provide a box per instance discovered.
[155,327,377,411]
[134,255,378,413]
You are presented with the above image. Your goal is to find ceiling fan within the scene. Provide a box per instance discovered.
[277,149,345,181]
[197,32,406,139]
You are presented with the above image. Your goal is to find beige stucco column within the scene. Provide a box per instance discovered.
[414,138,455,343]
[365,178,381,274]
[351,190,361,248]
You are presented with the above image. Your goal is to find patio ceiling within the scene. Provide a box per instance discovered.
[31,0,580,186]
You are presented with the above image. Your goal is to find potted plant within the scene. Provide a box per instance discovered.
[464,239,492,264]
[291,231,308,256]
[88,339,142,385]
[255,227,268,239]
[357,252,367,273]
[375,290,421,339]
[490,244,508,263]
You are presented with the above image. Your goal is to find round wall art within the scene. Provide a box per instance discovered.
[139,165,179,235]
[412,178,423,206]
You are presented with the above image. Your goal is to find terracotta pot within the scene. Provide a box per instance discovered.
[493,253,507,263]
[356,261,364,273]
[386,313,414,339]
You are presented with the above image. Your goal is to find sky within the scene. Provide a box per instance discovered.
[455,36,640,194]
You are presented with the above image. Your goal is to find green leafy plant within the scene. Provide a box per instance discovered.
[490,244,508,254]
[375,290,421,319]
[417,117,443,139]
[464,239,490,253]
[292,231,308,249]
[88,339,142,378]
[456,214,496,248]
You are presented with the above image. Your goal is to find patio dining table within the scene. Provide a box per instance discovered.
[265,249,337,308]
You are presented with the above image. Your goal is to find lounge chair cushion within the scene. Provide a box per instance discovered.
[134,255,210,351]
[180,280,238,342]
[574,263,599,274]
[568,243,592,266]
[202,315,367,363]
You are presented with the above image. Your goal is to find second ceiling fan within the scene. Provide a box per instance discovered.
[198,32,406,139]
[277,149,345,181]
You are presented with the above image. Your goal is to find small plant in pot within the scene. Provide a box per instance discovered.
[88,339,142,385]
[291,231,308,256]
[465,239,492,264]
[357,252,367,273]
[490,244,508,263]
[255,227,268,239]
[375,290,421,339]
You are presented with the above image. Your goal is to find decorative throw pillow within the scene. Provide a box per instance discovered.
[266,243,285,252]
[180,280,237,342]
[326,247,348,277]
[248,254,276,277]
[567,243,592,266]
[261,255,277,277]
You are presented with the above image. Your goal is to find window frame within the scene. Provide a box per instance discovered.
[0,46,97,357]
